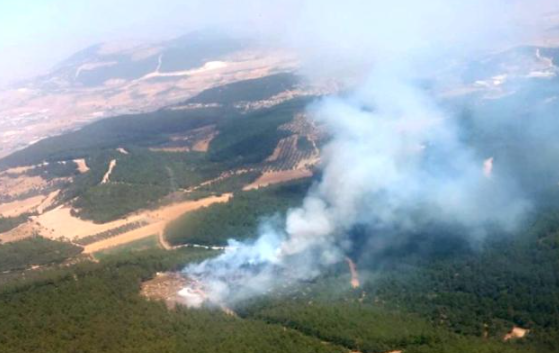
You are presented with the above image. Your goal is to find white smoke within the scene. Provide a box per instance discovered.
[183,0,555,304]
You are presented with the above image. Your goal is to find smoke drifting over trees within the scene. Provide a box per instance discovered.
[183,0,559,304]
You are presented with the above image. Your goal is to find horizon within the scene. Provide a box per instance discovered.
[3,0,559,88]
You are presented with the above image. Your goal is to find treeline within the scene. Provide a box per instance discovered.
[165,179,312,246]
[75,221,150,246]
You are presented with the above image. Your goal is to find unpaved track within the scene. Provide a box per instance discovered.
[158,231,172,250]
[101,159,117,184]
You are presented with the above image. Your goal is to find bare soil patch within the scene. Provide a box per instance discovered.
[141,272,195,309]
[73,159,90,173]
[504,326,529,341]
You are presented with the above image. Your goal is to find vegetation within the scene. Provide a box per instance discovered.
[195,170,262,194]
[348,208,559,352]
[0,214,31,234]
[186,72,299,105]
[165,179,311,246]
[93,235,160,260]
[67,149,229,223]
[0,248,343,353]
[75,221,150,246]
[208,98,309,167]
[297,135,314,153]
[25,161,80,180]
[244,300,534,353]
[72,183,169,223]
[0,237,82,273]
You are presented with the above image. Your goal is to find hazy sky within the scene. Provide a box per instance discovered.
[0,0,206,85]
[1,0,558,86]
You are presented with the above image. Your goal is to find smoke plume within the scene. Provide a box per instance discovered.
[183,0,559,304]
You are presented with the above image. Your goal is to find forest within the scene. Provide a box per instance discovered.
[0,248,344,353]
[185,72,299,105]
[165,179,311,246]
[0,236,82,273]
[0,238,544,353]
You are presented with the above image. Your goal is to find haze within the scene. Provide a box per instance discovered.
[3,0,559,87]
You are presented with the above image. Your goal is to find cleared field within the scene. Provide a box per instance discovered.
[0,195,45,217]
[0,175,46,198]
[244,169,312,190]
[35,193,231,252]
[73,159,90,173]
[84,223,162,253]
[34,205,141,241]
[0,222,36,243]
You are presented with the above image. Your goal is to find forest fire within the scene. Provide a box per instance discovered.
[177,278,207,308]
[141,272,207,309]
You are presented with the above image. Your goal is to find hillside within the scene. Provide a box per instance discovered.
[1,31,559,353]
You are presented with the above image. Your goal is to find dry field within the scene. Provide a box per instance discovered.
[73,159,90,173]
[32,193,231,253]
[34,205,141,241]
[244,169,312,190]
[0,222,37,243]
[0,175,46,198]
[0,195,46,218]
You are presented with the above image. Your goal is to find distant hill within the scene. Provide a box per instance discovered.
[34,30,247,89]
